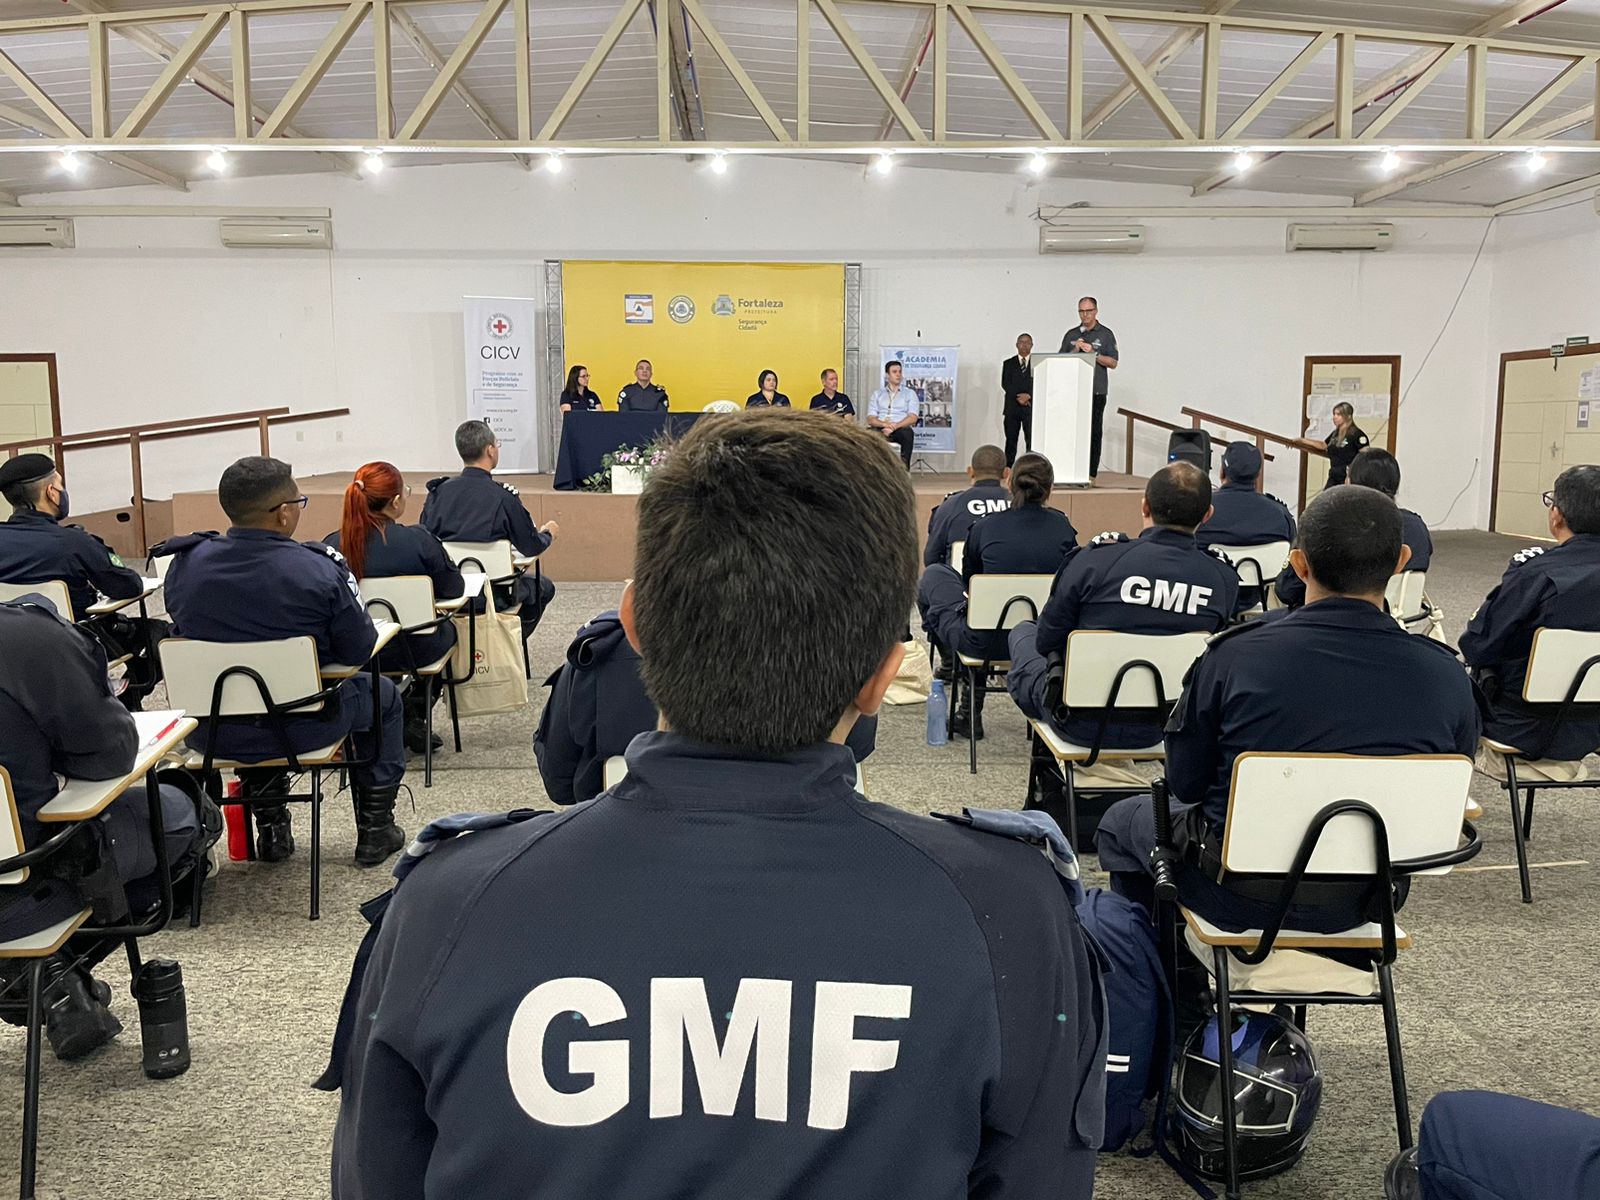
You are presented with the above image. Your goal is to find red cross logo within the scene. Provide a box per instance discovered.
[492,318,508,335]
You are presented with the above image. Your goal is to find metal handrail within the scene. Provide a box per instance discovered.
[1118,406,1277,479]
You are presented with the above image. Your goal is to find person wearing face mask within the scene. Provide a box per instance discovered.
[0,452,166,708]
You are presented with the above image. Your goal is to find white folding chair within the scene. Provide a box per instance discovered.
[955,573,1054,774]
[1384,570,1430,631]
[1027,630,1209,848]
[0,579,75,622]
[160,636,360,922]
[702,400,741,413]
[1155,753,1478,1200]
[1214,541,1290,616]
[443,539,538,678]
[948,540,966,575]
[1480,627,1600,903]
[359,576,466,789]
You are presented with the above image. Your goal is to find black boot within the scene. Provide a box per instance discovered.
[240,770,294,862]
[950,684,986,740]
[354,785,407,868]
[40,954,123,1061]
[403,687,443,754]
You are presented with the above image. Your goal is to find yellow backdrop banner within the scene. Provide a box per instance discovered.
[561,261,845,412]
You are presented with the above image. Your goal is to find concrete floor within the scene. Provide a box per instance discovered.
[3,529,1597,1199]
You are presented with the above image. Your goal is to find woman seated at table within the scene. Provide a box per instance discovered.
[324,462,465,753]
[560,365,603,413]
[745,369,791,408]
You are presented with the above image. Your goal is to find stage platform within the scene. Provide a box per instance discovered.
[155,469,1148,582]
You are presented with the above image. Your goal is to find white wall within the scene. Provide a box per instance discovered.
[1,156,1503,525]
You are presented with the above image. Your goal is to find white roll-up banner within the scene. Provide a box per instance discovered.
[463,296,538,470]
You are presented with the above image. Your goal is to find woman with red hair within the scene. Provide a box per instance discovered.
[324,462,465,755]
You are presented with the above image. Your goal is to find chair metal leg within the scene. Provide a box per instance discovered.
[423,676,435,790]
[968,666,979,775]
[309,769,322,922]
[1293,1005,1307,1032]
[1377,962,1413,1151]
[1522,788,1536,841]
[1211,949,1243,1200]
[1505,758,1534,903]
[447,680,462,753]
[124,939,143,981]
[1064,767,1081,854]
[19,956,45,1200]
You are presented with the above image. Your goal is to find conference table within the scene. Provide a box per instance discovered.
[553,411,704,490]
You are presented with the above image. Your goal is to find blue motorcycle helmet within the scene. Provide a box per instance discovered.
[1172,1008,1323,1181]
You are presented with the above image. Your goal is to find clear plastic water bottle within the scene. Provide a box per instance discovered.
[927,680,949,746]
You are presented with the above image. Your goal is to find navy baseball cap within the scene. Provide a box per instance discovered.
[1221,442,1262,481]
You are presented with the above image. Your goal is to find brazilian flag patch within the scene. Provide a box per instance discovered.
[109,552,125,567]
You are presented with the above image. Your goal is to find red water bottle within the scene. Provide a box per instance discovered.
[224,779,249,862]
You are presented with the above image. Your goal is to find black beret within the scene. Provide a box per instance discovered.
[0,453,56,492]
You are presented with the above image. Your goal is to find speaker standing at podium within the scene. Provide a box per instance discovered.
[1058,297,1119,481]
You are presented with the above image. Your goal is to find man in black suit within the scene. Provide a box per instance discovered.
[1000,333,1034,467]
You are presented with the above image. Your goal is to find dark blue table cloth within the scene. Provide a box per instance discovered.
[552,412,704,490]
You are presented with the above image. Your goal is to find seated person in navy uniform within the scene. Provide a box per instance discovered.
[419,419,557,636]
[745,369,791,408]
[808,368,855,417]
[559,364,603,413]
[330,411,1107,1200]
[1194,442,1294,611]
[536,609,879,805]
[323,461,465,755]
[0,595,201,1061]
[1008,461,1238,754]
[923,443,1010,568]
[162,456,407,868]
[1385,1090,1600,1200]
[0,452,166,709]
[1096,485,1479,933]
[1460,464,1600,763]
[1274,447,1433,610]
[618,359,669,412]
[916,453,1078,738]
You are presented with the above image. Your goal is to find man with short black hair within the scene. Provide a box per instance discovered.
[867,360,919,469]
[808,368,855,417]
[333,410,1106,1200]
[1195,443,1295,611]
[1460,464,1600,762]
[0,452,166,707]
[1000,333,1034,467]
[421,419,557,634]
[618,359,669,412]
[924,444,1010,567]
[1096,485,1479,932]
[162,456,408,867]
[1008,462,1237,754]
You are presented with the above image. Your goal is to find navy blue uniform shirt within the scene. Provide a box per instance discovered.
[323,520,465,603]
[925,481,1010,567]
[619,382,669,412]
[1274,506,1432,609]
[419,467,550,559]
[0,508,144,618]
[1324,425,1370,484]
[1459,534,1600,760]
[1036,527,1238,660]
[332,732,1106,1200]
[1058,324,1118,394]
[1168,598,1479,830]
[962,504,1077,587]
[1195,482,1296,551]
[808,391,855,417]
[561,389,604,412]
[745,392,791,408]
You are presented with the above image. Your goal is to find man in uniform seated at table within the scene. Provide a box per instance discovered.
[618,359,670,412]
[0,452,167,709]
[1095,485,1479,933]
[535,608,879,806]
[420,419,558,637]
[162,457,407,868]
[1194,443,1295,611]
[0,595,201,1060]
[923,444,1009,568]
[1460,463,1600,770]
[809,368,855,418]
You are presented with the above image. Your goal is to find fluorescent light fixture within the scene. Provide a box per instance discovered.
[57,148,81,174]
[1379,149,1401,174]
[1232,150,1256,173]
[362,151,385,175]
[710,152,728,175]
[873,152,894,176]
[1026,152,1048,176]
[1525,150,1548,173]
[543,152,564,174]
[206,149,229,174]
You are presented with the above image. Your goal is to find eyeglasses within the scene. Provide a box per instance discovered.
[270,496,310,511]
[1542,491,1556,509]
[1078,307,1097,314]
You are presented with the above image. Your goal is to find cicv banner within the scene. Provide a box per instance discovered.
[562,262,844,411]
[877,344,959,455]
[463,296,538,470]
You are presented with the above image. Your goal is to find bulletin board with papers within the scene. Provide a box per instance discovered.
[1300,356,1401,509]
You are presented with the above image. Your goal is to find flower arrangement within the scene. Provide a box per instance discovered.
[582,434,675,492]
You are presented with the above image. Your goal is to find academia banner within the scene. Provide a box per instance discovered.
[878,344,959,455]
[562,262,844,411]
[463,296,538,470]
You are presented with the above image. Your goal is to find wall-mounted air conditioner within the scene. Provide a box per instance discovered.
[0,219,74,248]
[219,218,333,249]
[1286,223,1395,252]
[1039,225,1147,254]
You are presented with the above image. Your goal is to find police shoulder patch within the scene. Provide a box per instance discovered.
[425,475,450,493]
[1090,531,1130,547]
[1200,544,1233,563]
[108,551,125,567]
[1510,545,1545,567]
[309,541,349,566]
[618,388,629,401]
[1206,620,1263,648]
[1264,492,1289,508]
[499,481,520,497]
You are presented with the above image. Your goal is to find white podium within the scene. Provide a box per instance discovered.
[1031,353,1096,487]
